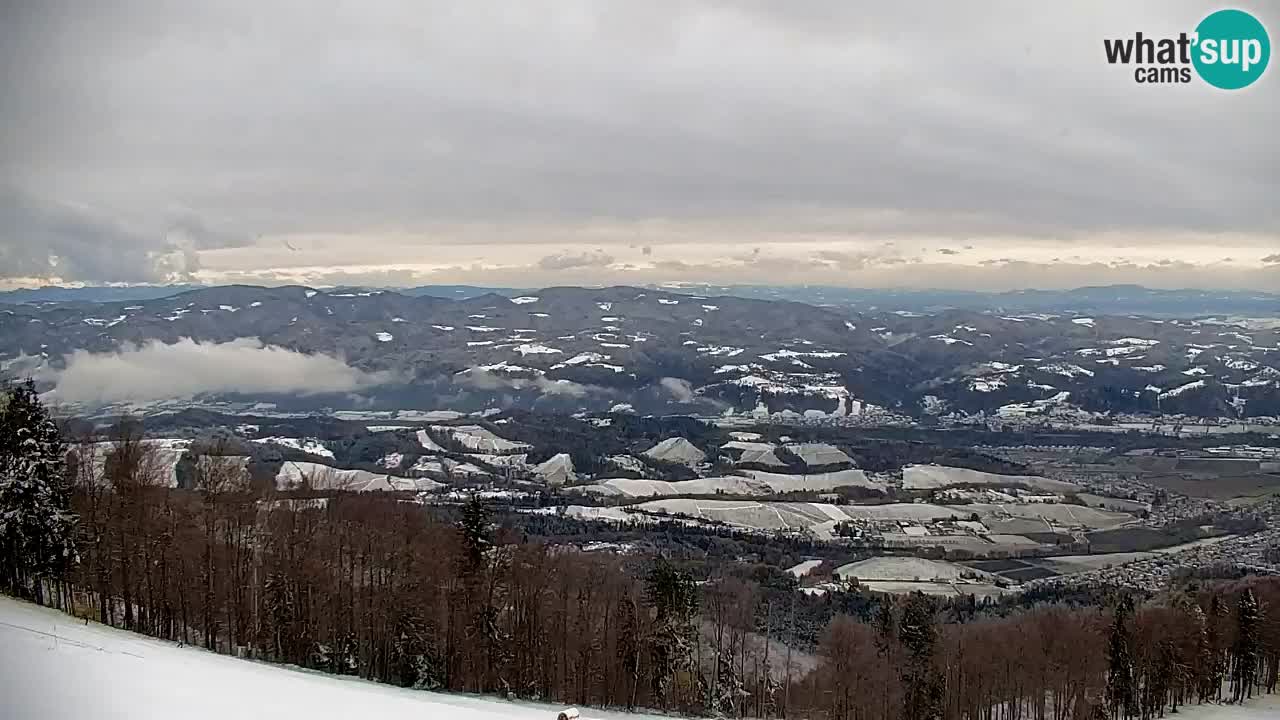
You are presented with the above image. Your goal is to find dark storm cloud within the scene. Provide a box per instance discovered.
[0,189,252,282]
[0,1,1276,286]
[0,190,155,282]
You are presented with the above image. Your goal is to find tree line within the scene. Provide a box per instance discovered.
[2,380,1280,719]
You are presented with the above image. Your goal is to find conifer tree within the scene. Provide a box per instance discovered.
[1231,588,1260,703]
[0,380,77,599]
[873,599,898,720]
[392,608,443,690]
[457,495,492,574]
[1203,593,1228,702]
[644,558,697,708]
[617,596,641,710]
[899,593,943,720]
[1107,595,1136,720]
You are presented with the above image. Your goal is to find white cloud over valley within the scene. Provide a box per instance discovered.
[43,338,396,405]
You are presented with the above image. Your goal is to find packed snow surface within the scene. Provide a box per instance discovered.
[0,596,679,720]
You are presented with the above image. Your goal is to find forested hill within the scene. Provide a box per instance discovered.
[4,284,1279,418]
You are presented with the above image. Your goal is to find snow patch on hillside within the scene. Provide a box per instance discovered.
[251,436,334,459]
[1160,380,1206,399]
[514,343,561,356]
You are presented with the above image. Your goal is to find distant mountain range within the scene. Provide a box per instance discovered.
[4,283,1277,317]
[2,284,1277,420]
[655,284,1280,317]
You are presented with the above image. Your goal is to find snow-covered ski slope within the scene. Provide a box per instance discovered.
[2,595,1277,719]
[0,596,671,720]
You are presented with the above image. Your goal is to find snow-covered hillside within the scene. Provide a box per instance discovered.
[3,595,1278,719]
[0,597,671,720]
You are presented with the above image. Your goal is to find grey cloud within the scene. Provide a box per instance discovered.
[733,253,824,273]
[0,191,166,283]
[2,1,1276,289]
[166,212,254,251]
[42,337,395,405]
[0,189,250,283]
[533,377,590,397]
[813,248,905,271]
[659,377,695,402]
[6,2,1276,236]
[452,368,506,391]
[813,250,873,270]
[936,248,960,256]
[652,260,696,272]
[1263,254,1280,264]
[220,251,1280,292]
[454,368,591,397]
[266,267,428,288]
[537,251,615,271]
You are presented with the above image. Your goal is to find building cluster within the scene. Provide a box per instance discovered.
[1028,527,1280,593]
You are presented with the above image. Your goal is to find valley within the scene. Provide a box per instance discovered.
[56,402,1280,600]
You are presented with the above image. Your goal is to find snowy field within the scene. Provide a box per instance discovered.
[743,468,878,492]
[901,465,1081,494]
[576,468,878,498]
[578,475,772,498]
[276,461,443,493]
[0,596,671,720]
[834,556,991,582]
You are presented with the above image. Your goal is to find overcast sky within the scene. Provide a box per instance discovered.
[1,1,1276,291]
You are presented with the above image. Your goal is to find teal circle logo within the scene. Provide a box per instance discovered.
[1192,9,1270,89]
